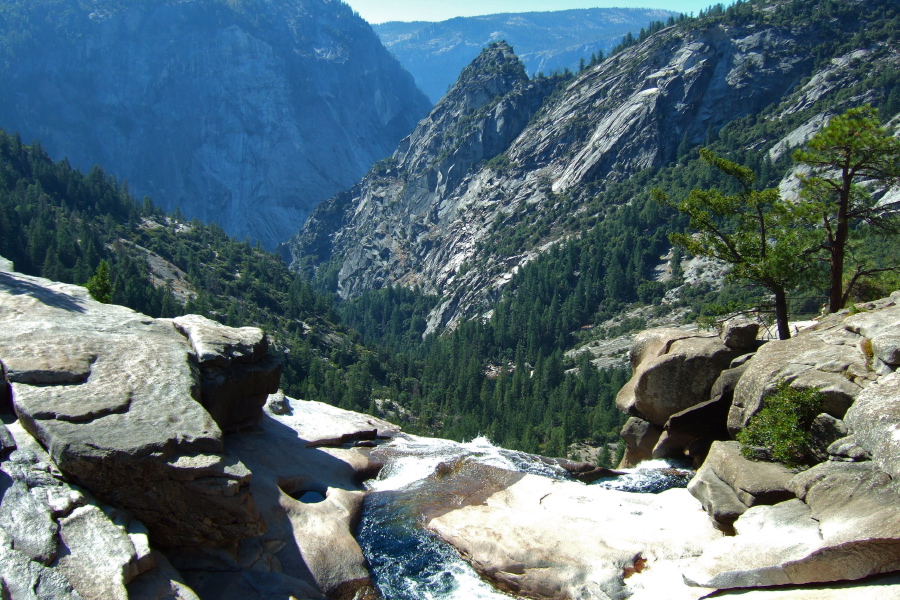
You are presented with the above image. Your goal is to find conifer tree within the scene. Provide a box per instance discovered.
[793,105,900,312]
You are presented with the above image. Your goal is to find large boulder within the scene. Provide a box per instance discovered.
[687,460,748,534]
[721,319,760,350]
[616,328,739,426]
[173,315,282,432]
[618,417,661,468]
[0,267,264,548]
[728,314,877,435]
[653,364,747,463]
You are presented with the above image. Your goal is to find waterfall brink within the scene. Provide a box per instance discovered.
[357,434,692,599]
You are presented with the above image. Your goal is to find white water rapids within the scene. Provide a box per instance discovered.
[357,435,692,599]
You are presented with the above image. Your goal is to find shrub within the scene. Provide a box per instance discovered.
[737,382,823,468]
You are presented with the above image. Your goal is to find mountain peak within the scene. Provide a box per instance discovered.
[445,41,528,108]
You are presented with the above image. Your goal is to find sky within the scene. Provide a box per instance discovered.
[343,0,722,24]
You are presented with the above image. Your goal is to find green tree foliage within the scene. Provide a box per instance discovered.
[85,259,112,303]
[655,149,815,339]
[793,105,900,312]
[737,382,823,468]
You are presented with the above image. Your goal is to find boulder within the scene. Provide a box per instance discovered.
[844,371,900,479]
[0,268,264,548]
[619,417,662,468]
[653,364,747,462]
[721,319,760,349]
[702,441,795,507]
[173,315,282,432]
[808,413,848,464]
[687,460,900,590]
[0,461,59,564]
[616,328,738,426]
[728,317,875,435]
[827,435,871,462]
[687,461,748,534]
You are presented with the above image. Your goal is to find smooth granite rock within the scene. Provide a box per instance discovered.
[654,364,747,462]
[688,460,748,534]
[426,461,723,600]
[844,372,900,479]
[703,441,795,507]
[687,460,900,590]
[617,329,738,426]
[722,319,760,349]
[728,315,876,435]
[171,396,398,600]
[0,266,263,548]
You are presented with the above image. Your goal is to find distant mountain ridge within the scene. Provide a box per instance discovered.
[0,0,430,248]
[374,8,676,103]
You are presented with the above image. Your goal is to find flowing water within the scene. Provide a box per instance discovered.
[357,435,691,600]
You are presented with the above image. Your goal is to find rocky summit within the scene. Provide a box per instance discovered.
[0,0,430,248]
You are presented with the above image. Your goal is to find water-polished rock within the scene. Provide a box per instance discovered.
[425,461,722,600]
[687,460,747,534]
[619,417,662,467]
[0,266,264,548]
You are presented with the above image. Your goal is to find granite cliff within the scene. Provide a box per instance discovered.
[0,0,430,248]
[285,0,900,333]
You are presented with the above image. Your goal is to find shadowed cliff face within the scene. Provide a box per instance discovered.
[286,5,899,333]
[0,0,431,249]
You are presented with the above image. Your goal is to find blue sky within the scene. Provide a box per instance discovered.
[344,0,722,24]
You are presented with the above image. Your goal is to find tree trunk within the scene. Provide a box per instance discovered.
[774,286,791,340]
[829,171,851,312]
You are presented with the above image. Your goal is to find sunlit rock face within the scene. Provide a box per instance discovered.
[287,20,837,331]
[0,0,430,248]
